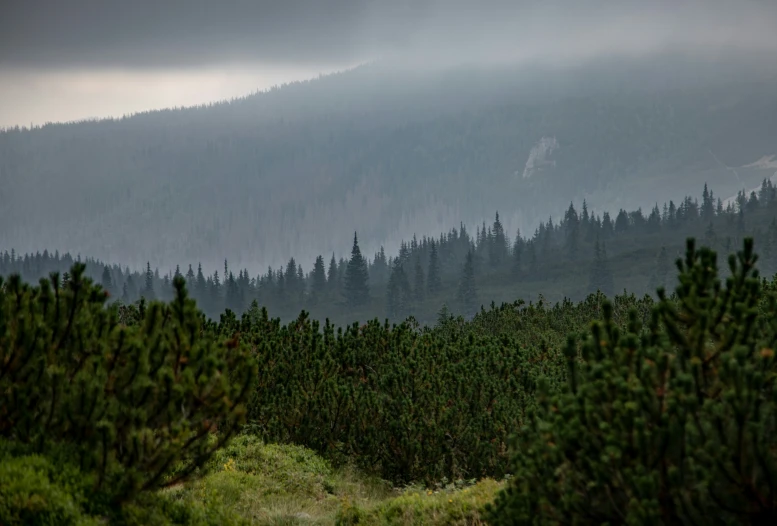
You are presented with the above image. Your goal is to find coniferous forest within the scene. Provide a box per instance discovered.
[3,7,777,521]
[3,181,777,523]
[4,181,777,326]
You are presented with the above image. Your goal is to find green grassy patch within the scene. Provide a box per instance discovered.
[164,435,503,525]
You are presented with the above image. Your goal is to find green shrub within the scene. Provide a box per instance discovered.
[0,264,257,503]
[0,451,98,526]
[487,239,777,524]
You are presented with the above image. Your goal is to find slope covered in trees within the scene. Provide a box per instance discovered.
[5,181,777,326]
[3,236,777,523]
[2,55,776,272]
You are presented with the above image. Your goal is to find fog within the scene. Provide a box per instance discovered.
[1,0,776,127]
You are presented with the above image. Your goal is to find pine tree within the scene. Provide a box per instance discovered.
[413,256,425,303]
[457,250,478,317]
[564,202,580,260]
[512,229,523,278]
[427,241,442,295]
[142,262,154,300]
[386,260,411,320]
[311,255,327,301]
[343,232,370,308]
[489,212,508,268]
[101,266,113,295]
[327,253,338,291]
[195,263,206,303]
[0,265,256,504]
[588,238,614,297]
[185,264,195,284]
[488,238,777,524]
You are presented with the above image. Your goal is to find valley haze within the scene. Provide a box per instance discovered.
[0,0,776,274]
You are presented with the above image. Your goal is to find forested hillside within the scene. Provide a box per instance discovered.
[2,55,776,272]
[3,236,777,523]
[4,181,777,325]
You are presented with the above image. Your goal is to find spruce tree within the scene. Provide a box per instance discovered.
[489,212,508,268]
[413,256,425,303]
[457,250,478,317]
[327,253,338,291]
[343,232,370,308]
[142,262,154,300]
[588,238,614,297]
[311,255,327,300]
[101,266,113,295]
[512,230,523,278]
[427,241,442,295]
[386,260,411,320]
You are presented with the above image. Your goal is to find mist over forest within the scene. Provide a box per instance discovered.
[2,54,777,274]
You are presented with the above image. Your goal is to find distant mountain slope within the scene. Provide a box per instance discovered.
[1,55,776,271]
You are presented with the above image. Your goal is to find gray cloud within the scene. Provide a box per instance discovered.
[2,0,776,71]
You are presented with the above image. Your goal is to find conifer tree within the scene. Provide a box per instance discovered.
[311,255,327,300]
[343,232,370,308]
[185,264,195,284]
[142,262,154,300]
[489,212,508,268]
[101,266,113,295]
[427,241,442,295]
[413,256,425,303]
[0,264,256,503]
[386,260,411,320]
[458,250,478,317]
[564,201,580,260]
[512,230,523,277]
[488,238,777,524]
[195,263,206,303]
[327,253,338,291]
[588,238,614,296]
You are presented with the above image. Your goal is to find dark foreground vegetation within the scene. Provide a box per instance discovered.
[1,237,776,524]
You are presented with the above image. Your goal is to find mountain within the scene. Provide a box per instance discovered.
[2,53,777,272]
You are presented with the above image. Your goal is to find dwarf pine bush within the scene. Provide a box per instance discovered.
[0,263,256,504]
[487,239,777,524]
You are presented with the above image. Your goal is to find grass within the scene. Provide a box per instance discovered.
[163,435,503,525]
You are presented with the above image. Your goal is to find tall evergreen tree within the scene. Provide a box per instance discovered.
[512,229,524,277]
[427,241,442,295]
[457,250,478,317]
[101,266,113,295]
[588,238,614,297]
[489,212,508,268]
[413,256,425,303]
[311,255,327,300]
[142,262,154,300]
[564,202,580,260]
[327,253,338,291]
[343,232,370,308]
[386,260,411,320]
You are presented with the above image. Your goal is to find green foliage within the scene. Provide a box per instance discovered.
[0,264,256,503]
[487,238,777,524]
[239,289,656,485]
[0,449,98,526]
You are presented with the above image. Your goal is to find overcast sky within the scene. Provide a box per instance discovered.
[1,0,776,128]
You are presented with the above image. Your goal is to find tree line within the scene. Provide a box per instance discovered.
[4,181,777,325]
